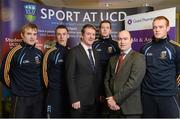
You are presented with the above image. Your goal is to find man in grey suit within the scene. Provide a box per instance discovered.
[104,30,146,118]
[65,24,102,117]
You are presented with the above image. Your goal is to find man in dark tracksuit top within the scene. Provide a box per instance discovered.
[0,23,44,118]
[43,25,70,118]
[141,16,180,118]
[93,20,120,117]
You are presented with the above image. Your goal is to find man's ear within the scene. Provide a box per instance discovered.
[80,33,83,40]
[67,34,70,39]
[21,33,24,39]
[109,29,112,34]
[167,26,170,32]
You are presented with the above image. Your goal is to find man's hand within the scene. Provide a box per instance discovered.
[107,96,120,111]
[72,101,80,109]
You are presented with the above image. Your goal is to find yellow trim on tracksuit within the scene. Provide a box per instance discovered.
[42,47,57,88]
[4,45,22,87]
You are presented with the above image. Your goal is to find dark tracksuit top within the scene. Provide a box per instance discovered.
[93,35,120,95]
[44,43,69,117]
[47,43,68,91]
[141,37,180,96]
[1,41,44,96]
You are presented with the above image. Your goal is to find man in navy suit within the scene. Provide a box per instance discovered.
[65,24,102,117]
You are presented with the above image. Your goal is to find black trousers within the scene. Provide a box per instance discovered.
[108,108,141,118]
[46,89,70,118]
[11,92,45,118]
[142,93,180,118]
[98,99,110,118]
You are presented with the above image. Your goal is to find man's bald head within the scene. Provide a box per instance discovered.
[117,30,132,52]
[118,30,131,39]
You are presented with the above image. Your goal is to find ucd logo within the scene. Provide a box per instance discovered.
[24,5,36,22]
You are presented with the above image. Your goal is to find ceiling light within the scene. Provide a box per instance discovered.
[143,0,149,6]
[105,3,112,7]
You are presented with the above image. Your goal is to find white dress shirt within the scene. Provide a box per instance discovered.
[81,42,95,64]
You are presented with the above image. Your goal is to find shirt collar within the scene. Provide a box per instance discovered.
[122,48,132,55]
[81,42,92,51]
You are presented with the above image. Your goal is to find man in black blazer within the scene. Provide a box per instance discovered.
[104,30,146,118]
[65,24,102,117]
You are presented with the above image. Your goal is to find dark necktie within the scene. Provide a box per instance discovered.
[88,49,95,71]
[115,53,125,75]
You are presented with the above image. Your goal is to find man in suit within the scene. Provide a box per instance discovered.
[104,30,146,118]
[65,24,101,117]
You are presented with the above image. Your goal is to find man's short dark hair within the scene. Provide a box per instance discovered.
[55,25,69,34]
[99,20,112,29]
[81,24,96,35]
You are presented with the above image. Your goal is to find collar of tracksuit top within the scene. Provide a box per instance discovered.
[99,35,112,41]
[55,42,66,49]
[20,41,36,48]
[151,35,170,44]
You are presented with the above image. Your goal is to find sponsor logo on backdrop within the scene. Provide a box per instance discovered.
[127,19,132,25]
[131,17,154,24]
[24,5,36,22]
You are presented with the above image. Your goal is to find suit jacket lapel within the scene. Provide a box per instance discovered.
[112,56,119,79]
[78,44,90,64]
[121,50,134,67]
[93,49,98,66]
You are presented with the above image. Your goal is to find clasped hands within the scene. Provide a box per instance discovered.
[106,96,120,111]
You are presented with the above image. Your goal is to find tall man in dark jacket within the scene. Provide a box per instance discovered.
[1,23,44,118]
[141,16,180,118]
[43,25,70,117]
[65,24,101,117]
[93,20,120,116]
[93,20,120,84]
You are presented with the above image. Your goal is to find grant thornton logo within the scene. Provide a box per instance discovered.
[24,5,36,22]
[127,19,132,25]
